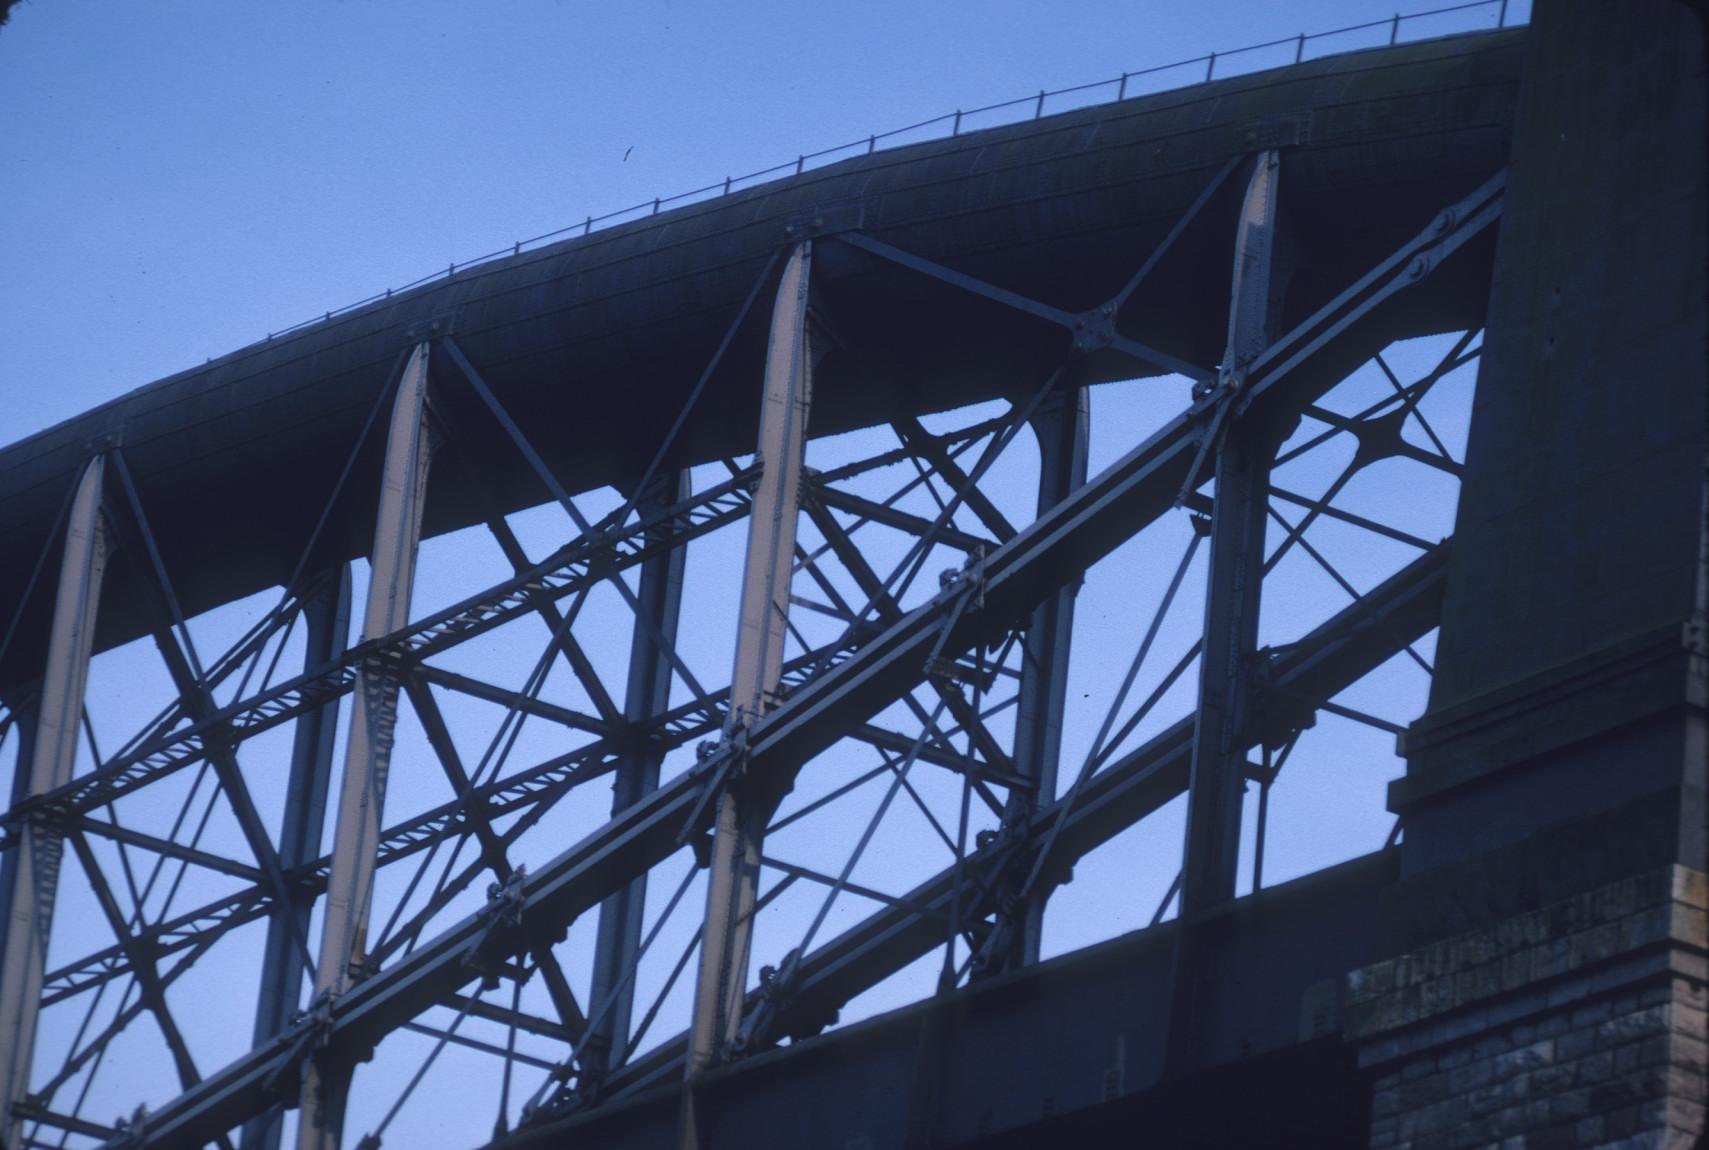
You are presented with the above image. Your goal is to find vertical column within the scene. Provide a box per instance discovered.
[1167,151,1282,1073]
[0,691,39,976]
[993,386,1089,971]
[582,471,689,1090]
[0,455,110,1150]
[685,241,813,1090]
[1178,150,1281,918]
[297,343,434,1150]
[243,565,351,1150]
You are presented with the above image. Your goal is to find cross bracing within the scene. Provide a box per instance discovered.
[0,28,1521,1150]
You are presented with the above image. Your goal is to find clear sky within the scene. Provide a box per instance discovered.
[0,2,1525,1147]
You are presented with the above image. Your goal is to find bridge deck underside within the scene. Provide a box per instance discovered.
[0,29,1521,687]
[0,26,1526,1150]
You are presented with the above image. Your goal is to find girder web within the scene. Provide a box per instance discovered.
[0,156,1501,1150]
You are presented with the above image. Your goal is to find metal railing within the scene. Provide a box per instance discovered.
[247,0,1520,351]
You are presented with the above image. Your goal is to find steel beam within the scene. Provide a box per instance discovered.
[583,472,689,1092]
[9,468,755,826]
[565,543,1452,1110]
[243,567,351,1150]
[987,386,1089,972]
[297,343,435,1150]
[1169,150,1285,1074]
[1180,150,1283,916]
[686,242,813,1098]
[0,693,37,982]
[0,455,109,1150]
[88,175,1502,1149]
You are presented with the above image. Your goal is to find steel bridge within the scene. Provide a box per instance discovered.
[0,2,1703,1148]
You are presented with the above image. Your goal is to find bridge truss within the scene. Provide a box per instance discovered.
[0,135,1504,1149]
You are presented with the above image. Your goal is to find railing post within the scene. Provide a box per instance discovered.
[1167,150,1285,1074]
[1205,52,1216,81]
[582,471,690,1090]
[1391,13,1402,44]
[242,564,352,1150]
[0,454,110,1150]
[296,343,436,1150]
[682,242,813,1139]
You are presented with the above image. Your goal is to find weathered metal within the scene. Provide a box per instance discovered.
[0,31,1523,690]
[244,565,351,1150]
[0,455,110,1150]
[581,472,689,1094]
[686,242,814,1092]
[73,154,1505,1143]
[298,344,436,1150]
[1,23,1621,1150]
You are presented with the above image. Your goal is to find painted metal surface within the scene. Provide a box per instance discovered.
[988,389,1089,972]
[1180,149,1284,920]
[297,344,435,1150]
[71,164,1504,1147]
[0,32,1523,687]
[583,472,690,1091]
[687,242,814,1085]
[243,566,351,1150]
[0,455,109,1150]
[1168,149,1285,1077]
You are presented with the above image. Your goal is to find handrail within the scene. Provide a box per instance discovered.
[243,0,1520,353]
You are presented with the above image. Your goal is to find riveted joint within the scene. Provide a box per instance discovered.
[461,865,529,991]
[726,946,804,1059]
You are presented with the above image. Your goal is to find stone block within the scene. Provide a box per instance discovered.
[1441,1042,1477,1070]
[1548,1086,1593,1123]
[1468,1081,1509,1116]
[1668,1004,1704,1040]
[1401,1074,1450,1111]
[1573,999,1617,1029]
[1670,867,1706,910]
[1450,1059,1497,1094]
[1615,1042,1642,1076]
[1559,1027,1600,1062]
[1605,1102,1642,1138]
[1525,1122,1577,1150]
[1576,1049,1614,1085]
[1598,1007,1669,1050]
[1666,1097,1705,1136]
[1407,1058,1442,1082]
[1495,1040,1554,1080]
[1671,1033,1705,1075]
[1533,1063,1578,1096]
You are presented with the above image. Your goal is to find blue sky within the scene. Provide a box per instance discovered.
[0,2,1524,1147]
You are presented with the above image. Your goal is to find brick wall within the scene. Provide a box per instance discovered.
[1347,866,1706,1149]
